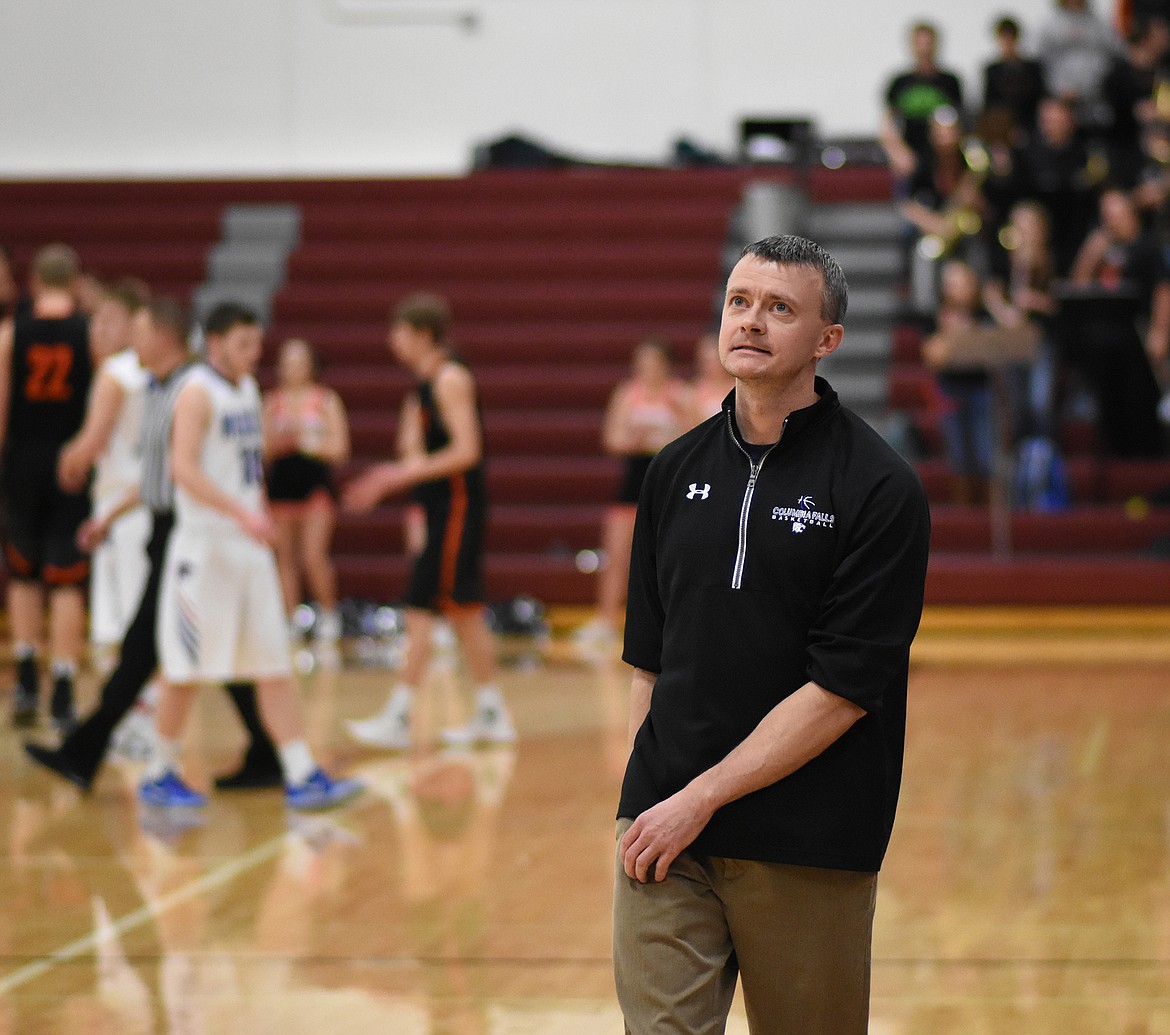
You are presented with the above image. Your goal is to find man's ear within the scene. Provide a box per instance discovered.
[815,324,844,360]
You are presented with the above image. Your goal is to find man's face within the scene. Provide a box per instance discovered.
[717,256,840,386]
[911,27,937,64]
[210,323,263,382]
[388,320,433,367]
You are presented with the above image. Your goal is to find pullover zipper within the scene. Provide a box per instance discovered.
[727,410,785,589]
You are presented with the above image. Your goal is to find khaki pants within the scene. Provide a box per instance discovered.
[612,820,877,1034]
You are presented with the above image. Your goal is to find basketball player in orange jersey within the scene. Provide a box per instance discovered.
[0,244,94,732]
[343,293,515,751]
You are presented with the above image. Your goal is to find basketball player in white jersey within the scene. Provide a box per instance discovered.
[139,302,361,811]
[59,281,152,665]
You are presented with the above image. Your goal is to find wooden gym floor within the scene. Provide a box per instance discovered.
[2,606,1170,1033]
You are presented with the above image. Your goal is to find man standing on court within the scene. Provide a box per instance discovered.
[343,293,514,749]
[138,302,360,811]
[613,236,931,1034]
[0,243,94,732]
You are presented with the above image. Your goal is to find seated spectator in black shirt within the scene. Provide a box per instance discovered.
[1019,96,1109,273]
[1063,186,1168,455]
[983,16,1047,144]
[881,21,966,182]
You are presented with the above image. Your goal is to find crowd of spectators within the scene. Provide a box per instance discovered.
[881,0,1170,499]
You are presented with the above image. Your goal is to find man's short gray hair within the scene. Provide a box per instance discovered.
[740,235,849,325]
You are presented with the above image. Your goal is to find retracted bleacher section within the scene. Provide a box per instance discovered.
[4,168,1170,607]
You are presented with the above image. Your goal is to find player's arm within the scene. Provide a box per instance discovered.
[0,317,13,457]
[342,394,418,512]
[347,362,481,507]
[170,380,272,543]
[58,366,127,491]
[620,680,865,882]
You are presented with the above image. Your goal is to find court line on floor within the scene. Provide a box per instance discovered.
[0,829,287,997]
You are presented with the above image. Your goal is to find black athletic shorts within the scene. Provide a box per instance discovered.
[405,488,486,612]
[2,441,91,585]
[617,454,654,506]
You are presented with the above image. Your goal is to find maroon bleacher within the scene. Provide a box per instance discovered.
[4,168,1170,606]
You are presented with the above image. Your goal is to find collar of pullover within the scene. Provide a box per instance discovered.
[722,376,840,452]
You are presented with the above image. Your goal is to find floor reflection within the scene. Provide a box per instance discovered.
[2,631,1170,1032]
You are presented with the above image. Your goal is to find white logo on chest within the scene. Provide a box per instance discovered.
[772,495,835,534]
[686,482,711,500]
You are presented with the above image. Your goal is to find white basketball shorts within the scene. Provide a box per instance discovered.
[89,504,152,647]
[157,527,291,683]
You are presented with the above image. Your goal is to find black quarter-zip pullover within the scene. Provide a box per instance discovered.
[619,377,931,872]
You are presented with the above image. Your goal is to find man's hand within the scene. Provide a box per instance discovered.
[57,441,91,493]
[342,462,413,513]
[236,507,277,547]
[77,515,111,553]
[619,787,715,884]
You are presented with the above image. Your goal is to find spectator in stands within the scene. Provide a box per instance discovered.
[576,338,691,645]
[1100,14,1170,187]
[982,16,1048,144]
[921,260,997,504]
[262,337,351,647]
[898,107,988,311]
[1036,0,1125,129]
[1064,185,1168,454]
[686,331,734,425]
[983,201,1061,437]
[1131,118,1170,233]
[880,21,966,182]
[974,103,1034,263]
[1018,95,1109,273]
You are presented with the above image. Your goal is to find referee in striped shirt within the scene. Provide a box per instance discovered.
[24,297,279,792]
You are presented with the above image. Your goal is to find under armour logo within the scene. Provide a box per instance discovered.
[686,483,711,500]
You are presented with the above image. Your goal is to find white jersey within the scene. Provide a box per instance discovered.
[92,349,149,511]
[174,365,265,536]
[161,365,288,681]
